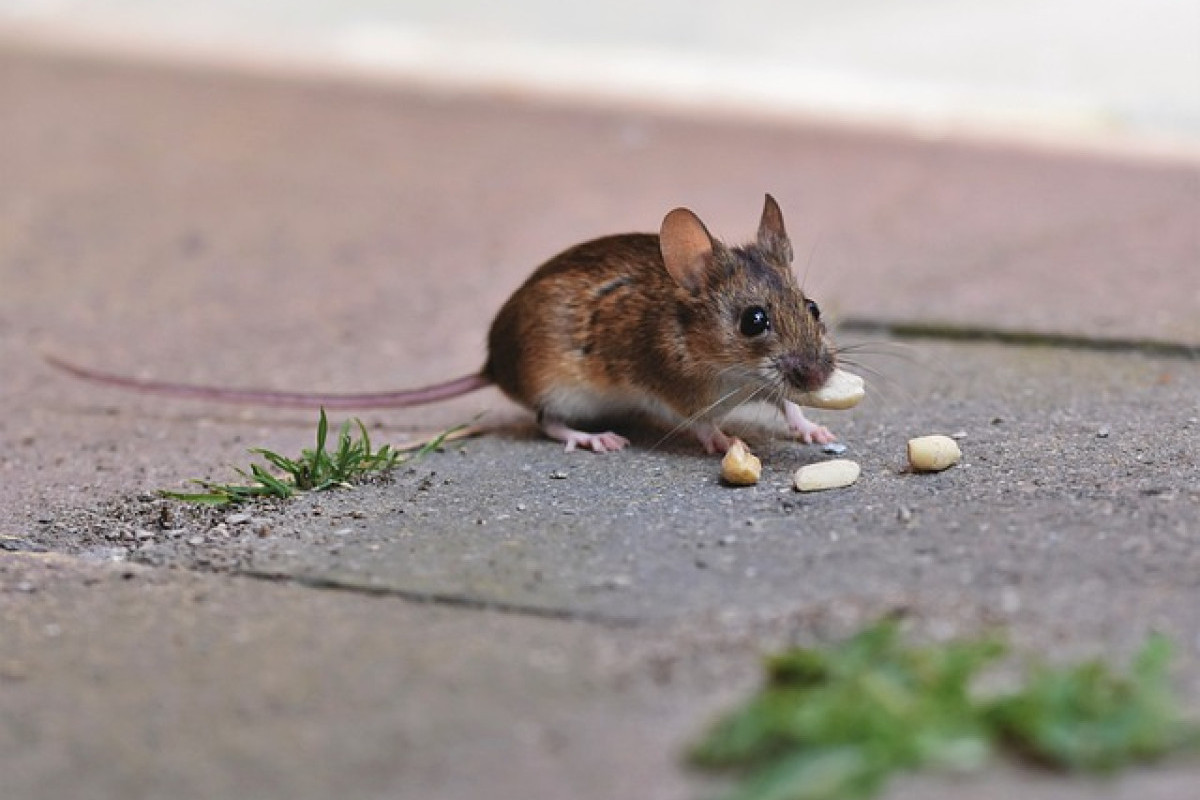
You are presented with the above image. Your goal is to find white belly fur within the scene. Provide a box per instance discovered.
[538,385,681,426]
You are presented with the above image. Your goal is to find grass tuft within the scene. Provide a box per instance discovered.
[689,620,1199,800]
[162,408,462,506]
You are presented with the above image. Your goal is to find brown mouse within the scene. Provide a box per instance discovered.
[48,194,839,454]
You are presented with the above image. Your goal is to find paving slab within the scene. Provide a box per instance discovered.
[5,341,1200,800]
[2,48,1200,800]
[0,45,1197,380]
[29,340,1200,664]
[0,553,713,800]
[153,344,1199,631]
[4,542,1200,800]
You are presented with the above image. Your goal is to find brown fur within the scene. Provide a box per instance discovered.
[485,196,832,428]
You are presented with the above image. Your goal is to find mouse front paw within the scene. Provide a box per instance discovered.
[793,422,836,445]
[782,400,837,445]
[689,421,740,455]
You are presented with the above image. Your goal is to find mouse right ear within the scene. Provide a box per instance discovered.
[660,208,715,294]
[757,194,794,264]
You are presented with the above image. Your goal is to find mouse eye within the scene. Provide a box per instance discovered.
[739,306,771,337]
[805,299,821,321]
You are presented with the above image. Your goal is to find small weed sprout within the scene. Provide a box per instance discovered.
[163,409,461,506]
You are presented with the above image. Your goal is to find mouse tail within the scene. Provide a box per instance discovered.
[43,353,492,410]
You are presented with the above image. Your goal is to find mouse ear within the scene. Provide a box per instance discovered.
[660,208,715,293]
[757,194,794,264]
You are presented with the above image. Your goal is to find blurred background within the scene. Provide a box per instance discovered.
[1,0,1198,150]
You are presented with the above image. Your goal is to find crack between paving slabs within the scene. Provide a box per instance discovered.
[233,568,643,628]
[839,318,1200,359]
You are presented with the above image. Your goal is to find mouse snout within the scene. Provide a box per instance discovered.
[777,352,834,393]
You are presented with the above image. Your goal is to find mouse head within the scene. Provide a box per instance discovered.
[659,194,835,397]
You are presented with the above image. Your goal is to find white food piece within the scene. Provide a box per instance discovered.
[720,440,762,486]
[907,434,962,472]
[794,459,861,492]
[800,369,865,410]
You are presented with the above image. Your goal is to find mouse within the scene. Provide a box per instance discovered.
[48,194,841,454]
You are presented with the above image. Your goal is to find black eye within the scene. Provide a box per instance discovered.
[739,306,771,337]
[805,299,821,321]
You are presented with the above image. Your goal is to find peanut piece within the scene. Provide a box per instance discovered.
[720,440,762,486]
[800,368,865,410]
[794,459,861,492]
[907,435,962,472]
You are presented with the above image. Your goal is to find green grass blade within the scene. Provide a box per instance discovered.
[163,410,463,507]
[315,407,329,453]
[159,490,237,506]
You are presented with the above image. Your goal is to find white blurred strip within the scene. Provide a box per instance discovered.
[1,2,1197,159]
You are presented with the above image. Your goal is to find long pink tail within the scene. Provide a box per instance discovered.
[44,354,491,410]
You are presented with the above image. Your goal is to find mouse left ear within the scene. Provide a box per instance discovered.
[660,207,715,293]
[757,194,794,264]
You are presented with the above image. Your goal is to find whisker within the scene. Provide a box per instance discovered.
[799,234,822,293]
[834,340,923,355]
[836,357,914,408]
[649,382,753,452]
[721,380,774,420]
[764,375,842,449]
[833,338,955,381]
[717,381,779,443]
[836,343,928,368]
[648,368,784,452]
[834,358,891,384]
[829,335,947,410]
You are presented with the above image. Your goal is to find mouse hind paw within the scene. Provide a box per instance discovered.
[540,419,630,453]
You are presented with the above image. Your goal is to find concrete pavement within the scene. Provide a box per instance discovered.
[1,48,1199,799]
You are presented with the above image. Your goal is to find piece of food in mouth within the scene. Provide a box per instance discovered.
[798,368,865,410]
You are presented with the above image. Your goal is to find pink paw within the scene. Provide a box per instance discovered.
[793,422,836,445]
[563,430,630,453]
[540,418,629,453]
[691,422,739,455]
[782,400,837,445]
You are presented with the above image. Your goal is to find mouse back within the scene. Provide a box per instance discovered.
[484,231,674,411]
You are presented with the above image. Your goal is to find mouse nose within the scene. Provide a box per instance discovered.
[778,353,833,393]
